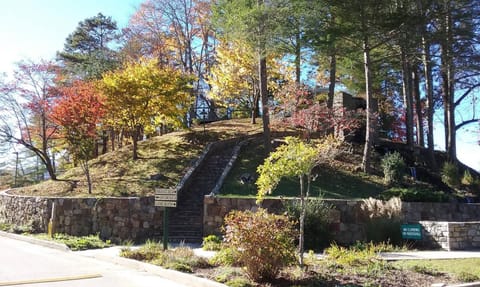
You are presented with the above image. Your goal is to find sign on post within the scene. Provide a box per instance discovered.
[154,188,177,207]
[401,224,422,240]
[155,201,177,207]
[154,188,177,250]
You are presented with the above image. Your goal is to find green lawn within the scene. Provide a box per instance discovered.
[393,259,480,282]
[220,138,386,199]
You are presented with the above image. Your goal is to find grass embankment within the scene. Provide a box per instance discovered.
[10,118,449,200]
[11,119,263,197]
[221,138,386,199]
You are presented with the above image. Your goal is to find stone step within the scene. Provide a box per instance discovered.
[166,142,237,243]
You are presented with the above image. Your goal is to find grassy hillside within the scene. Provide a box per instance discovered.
[8,119,472,201]
[11,119,263,197]
[219,136,464,201]
[220,137,386,199]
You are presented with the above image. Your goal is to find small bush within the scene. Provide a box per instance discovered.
[383,187,449,202]
[284,198,333,251]
[202,235,222,251]
[210,246,240,267]
[361,197,402,244]
[461,170,476,186]
[324,243,382,267]
[411,265,443,276]
[213,267,245,284]
[223,208,297,282]
[456,271,479,282]
[381,152,406,185]
[121,239,163,261]
[0,221,12,232]
[226,277,253,287]
[164,262,193,273]
[52,234,111,251]
[121,242,209,272]
[364,218,402,245]
[442,162,460,188]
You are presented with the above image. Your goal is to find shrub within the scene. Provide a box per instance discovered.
[456,272,479,282]
[461,170,476,186]
[442,162,460,188]
[210,246,239,267]
[202,235,222,251]
[223,208,297,282]
[361,197,402,245]
[226,277,253,287]
[284,198,333,251]
[364,218,402,245]
[381,152,406,185]
[324,243,382,267]
[120,239,163,261]
[121,242,209,271]
[164,262,193,273]
[52,233,111,251]
[383,187,449,202]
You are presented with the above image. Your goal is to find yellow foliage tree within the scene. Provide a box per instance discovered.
[100,59,193,160]
[256,136,341,267]
[208,39,282,124]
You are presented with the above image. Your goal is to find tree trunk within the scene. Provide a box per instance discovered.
[102,130,108,154]
[422,36,437,169]
[441,1,457,161]
[251,83,258,124]
[82,160,92,194]
[299,175,305,268]
[361,35,374,173]
[259,55,271,154]
[401,46,414,148]
[295,32,301,84]
[412,68,424,147]
[327,49,337,109]
[327,15,337,110]
[258,0,271,155]
[132,125,141,160]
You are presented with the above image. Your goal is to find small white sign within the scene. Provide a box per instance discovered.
[155,188,177,194]
[155,194,177,201]
[155,201,177,207]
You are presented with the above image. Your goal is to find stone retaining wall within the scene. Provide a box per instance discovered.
[0,191,163,243]
[420,221,480,250]
[204,197,480,247]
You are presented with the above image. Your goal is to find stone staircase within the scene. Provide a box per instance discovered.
[166,141,237,243]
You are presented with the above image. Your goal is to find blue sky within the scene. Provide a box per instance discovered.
[0,0,142,75]
[0,0,479,171]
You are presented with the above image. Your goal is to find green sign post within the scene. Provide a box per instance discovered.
[155,188,177,250]
[401,224,422,240]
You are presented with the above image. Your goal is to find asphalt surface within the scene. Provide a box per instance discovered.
[2,231,480,287]
[0,235,193,287]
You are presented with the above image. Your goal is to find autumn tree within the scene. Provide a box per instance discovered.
[58,13,120,80]
[51,80,104,193]
[272,82,362,141]
[256,136,340,267]
[0,60,59,180]
[122,0,215,113]
[100,59,193,160]
[213,0,287,154]
[208,39,282,124]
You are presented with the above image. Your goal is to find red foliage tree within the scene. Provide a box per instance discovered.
[272,83,362,141]
[0,60,60,180]
[51,80,105,193]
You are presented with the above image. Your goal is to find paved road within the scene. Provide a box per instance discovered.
[0,236,188,287]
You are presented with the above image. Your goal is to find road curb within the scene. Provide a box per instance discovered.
[80,249,227,287]
[0,231,70,251]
